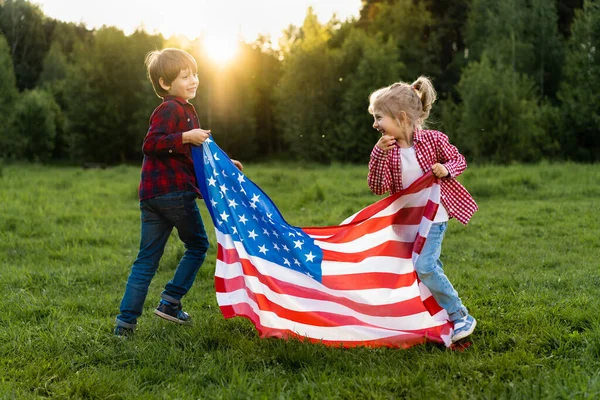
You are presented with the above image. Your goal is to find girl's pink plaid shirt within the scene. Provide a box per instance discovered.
[367,129,478,225]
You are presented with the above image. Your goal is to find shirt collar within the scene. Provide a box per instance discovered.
[163,95,190,105]
[413,127,423,143]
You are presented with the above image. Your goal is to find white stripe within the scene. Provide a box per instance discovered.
[217,291,446,342]
[314,224,419,252]
[321,256,414,276]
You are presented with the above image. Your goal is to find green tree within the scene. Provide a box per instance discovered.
[64,27,162,163]
[557,0,600,161]
[0,34,18,158]
[10,89,59,161]
[275,8,340,162]
[329,28,402,162]
[0,0,49,90]
[453,56,554,163]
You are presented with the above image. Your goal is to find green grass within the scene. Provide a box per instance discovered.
[1,162,599,399]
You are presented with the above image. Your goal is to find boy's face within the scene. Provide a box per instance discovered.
[161,68,199,100]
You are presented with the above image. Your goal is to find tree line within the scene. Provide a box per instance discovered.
[0,0,598,165]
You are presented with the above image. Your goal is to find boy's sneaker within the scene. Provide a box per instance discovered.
[452,315,477,342]
[114,325,134,337]
[154,300,192,324]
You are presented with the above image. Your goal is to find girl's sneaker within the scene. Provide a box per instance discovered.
[452,315,477,342]
[154,300,192,324]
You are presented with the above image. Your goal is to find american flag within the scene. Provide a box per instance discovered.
[192,139,453,348]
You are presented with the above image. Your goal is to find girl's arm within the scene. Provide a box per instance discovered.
[367,146,392,195]
[437,132,466,178]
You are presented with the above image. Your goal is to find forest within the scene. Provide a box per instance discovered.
[0,0,597,165]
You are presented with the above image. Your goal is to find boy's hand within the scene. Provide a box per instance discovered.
[376,135,396,152]
[432,163,449,178]
[231,159,243,171]
[182,129,211,146]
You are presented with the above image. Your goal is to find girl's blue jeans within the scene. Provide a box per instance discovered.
[415,221,468,322]
[116,191,209,329]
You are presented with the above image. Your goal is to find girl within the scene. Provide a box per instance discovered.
[367,76,478,343]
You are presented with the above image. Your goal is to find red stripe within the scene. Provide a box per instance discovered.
[219,285,402,328]
[423,293,444,316]
[322,271,416,290]
[303,206,425,239]
[216,275,430,317]
[219,303,451,348]
[423,199,439,221]
[321,240,413,262]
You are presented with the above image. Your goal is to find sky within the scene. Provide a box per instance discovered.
[34,0,362,61]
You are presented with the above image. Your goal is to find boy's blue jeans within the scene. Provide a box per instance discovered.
[415,221,468,322]
[116,191,209,329]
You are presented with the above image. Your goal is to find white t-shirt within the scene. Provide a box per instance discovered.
[400,146,449,222]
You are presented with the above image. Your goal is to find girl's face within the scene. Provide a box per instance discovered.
[372,110,403,139]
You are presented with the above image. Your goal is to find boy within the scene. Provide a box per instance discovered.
[114,48,242,336]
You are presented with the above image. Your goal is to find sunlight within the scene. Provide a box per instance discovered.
[203,33,239,65]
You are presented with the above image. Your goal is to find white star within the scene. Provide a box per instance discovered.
[248,230,258,240]
[294,258,301,266]
[205,137,213,143]
[283,258,291,266]
[214,170,219,177]
[217,220,223,226]
[305,252,316,262]
[293,240,304,249]
[238,174,245,183]
[222,170,228,177]
[207,177,217,187]
[306,272,313,278]
[228,199,238,208]
[272,231,279,238]
[273,243,280,251]
[262,228,270,236]
[238,215,248,224]
[240,187,246,194]
[283,245,290,252]
[258,245,268,254]
[232,227,238,234]
[288,232,296,237]
[210,199,218,208]
[251,194,260,203]
[267,213,273,219]
[214,153,220,161]
[220,184,229,194]
[250,202,257,210]
[261,216,267,223]
[252,215,259,221]
[220,211,230,221]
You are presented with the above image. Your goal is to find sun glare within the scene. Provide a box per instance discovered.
[203,34,239,65]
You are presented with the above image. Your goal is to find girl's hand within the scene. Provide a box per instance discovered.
[432,163,449,178]
[376,135,396,152]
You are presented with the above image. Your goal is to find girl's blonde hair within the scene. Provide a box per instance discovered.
[368,76,437,128]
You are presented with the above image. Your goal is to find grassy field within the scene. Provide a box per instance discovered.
[1,161,599,399]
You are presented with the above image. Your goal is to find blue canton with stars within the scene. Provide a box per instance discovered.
[192,138,323,282]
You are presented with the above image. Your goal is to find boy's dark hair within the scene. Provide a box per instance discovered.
[145,48,198,98]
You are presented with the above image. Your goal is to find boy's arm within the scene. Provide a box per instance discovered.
[437,132,466,178]
[142,102,187,155]
[367,146,391,195]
